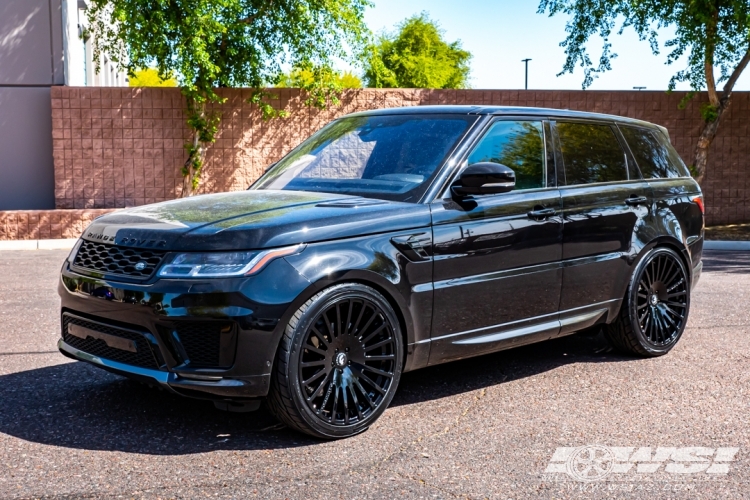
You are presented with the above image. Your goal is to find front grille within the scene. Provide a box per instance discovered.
[173,322,229,368]
[73,240,166,279]
[63,314,160,369]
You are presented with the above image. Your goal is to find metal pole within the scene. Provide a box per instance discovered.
[522,59,532,90]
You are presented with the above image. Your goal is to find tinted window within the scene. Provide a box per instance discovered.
[620,125,689,178]
[556,122,628,185]
[255,114,476,202]
[467,120,545,190]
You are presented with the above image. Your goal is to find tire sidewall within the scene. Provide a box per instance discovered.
[627,247,690,355]
[284,283,404,439]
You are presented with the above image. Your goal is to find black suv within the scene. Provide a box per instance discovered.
[58,106,704,438]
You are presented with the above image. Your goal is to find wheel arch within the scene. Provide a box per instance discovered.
[269,268,418,375]
[609,235,691,322]
[637,235,692,285]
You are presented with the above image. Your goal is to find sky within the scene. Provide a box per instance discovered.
[359,0,750,91]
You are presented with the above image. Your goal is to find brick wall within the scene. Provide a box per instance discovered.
[50,87,750,225]
[0,209,115,240]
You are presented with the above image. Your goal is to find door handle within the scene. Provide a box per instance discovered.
[527,207,556,219]
[625,195,648,206]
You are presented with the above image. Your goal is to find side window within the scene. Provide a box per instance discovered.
[467,120,545,190]
[556,122,628,185]
[620,125,688,178]
[655,129,691,178]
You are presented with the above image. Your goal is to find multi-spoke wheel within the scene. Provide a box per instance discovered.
[267,283,403,438]
[605,247,691,357]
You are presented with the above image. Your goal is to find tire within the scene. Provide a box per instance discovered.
[605,247,690,357]
[267,283,404,439]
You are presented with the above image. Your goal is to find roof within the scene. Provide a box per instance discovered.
[347,105,662,131]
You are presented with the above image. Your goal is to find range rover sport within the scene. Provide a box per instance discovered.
[58,106,704,438]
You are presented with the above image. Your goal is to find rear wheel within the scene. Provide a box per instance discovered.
[605,247,690,357]
[267,283,403,438]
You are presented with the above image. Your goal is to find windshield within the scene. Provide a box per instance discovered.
[253,114,477,202]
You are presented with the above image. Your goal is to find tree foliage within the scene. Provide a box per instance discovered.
[87,0,371,195]
[538,0,750,183]
[364,13,471,89]
[278,66,362,90]
[128,67,178,87]
[275,63,362,110]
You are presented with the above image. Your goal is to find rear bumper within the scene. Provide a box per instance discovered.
[691,260,703,290]
[59,338,270,399]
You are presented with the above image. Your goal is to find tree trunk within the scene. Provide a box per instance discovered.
[692,98,730,185]
[692,43,750,185]
[181,99,206,198]
[181,130,202,197]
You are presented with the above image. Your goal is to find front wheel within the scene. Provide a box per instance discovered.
[605,247,690,357]
[267,283,403,438]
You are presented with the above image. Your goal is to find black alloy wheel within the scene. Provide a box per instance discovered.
[635,251,689,346]
[267,283,403,438]
[605,247,690,357]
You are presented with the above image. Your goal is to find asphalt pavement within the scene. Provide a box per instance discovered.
[0,249,748,499]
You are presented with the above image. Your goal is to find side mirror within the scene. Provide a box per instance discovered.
[451,162,516,197]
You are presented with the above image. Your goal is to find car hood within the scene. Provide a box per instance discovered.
[82,190,432,251]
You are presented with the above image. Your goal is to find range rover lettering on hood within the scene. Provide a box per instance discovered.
[118,237,168,248]
[86,232,115,242]
[85,232,167,248]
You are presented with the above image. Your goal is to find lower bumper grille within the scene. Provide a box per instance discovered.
[173,322,232,368]
[62,314,160,370]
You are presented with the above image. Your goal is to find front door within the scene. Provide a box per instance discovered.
[553,120,653,330]
[428,118,563,364]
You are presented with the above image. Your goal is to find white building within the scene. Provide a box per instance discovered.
[62,0,128,87]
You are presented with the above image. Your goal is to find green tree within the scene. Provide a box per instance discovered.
[538,0,750,184]
[275,63,362,109]
[128,67,178,87]
[87,0,370,196]
[364,13,471,89]
[277,66,362,89]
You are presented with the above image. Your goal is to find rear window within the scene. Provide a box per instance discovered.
[556,122,629,185]
[620,125,690,178]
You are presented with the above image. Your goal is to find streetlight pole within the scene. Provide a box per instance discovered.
[522,58,532,90]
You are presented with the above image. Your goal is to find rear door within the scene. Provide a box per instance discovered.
[553,120,652,331]
[428,118,563,363]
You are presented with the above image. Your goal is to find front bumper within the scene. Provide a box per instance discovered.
[58,338,267,398]
[58,256,313,400]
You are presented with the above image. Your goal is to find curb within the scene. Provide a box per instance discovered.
[704,240,750,251]
[0,238,78,251]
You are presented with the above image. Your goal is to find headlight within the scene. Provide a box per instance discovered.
[157,244,305,278]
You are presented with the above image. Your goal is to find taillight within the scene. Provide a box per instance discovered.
[692,195,705,214]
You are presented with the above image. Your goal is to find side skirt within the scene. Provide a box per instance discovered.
[424,300,620,365]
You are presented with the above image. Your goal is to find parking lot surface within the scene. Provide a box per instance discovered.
[0,249,748,499]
